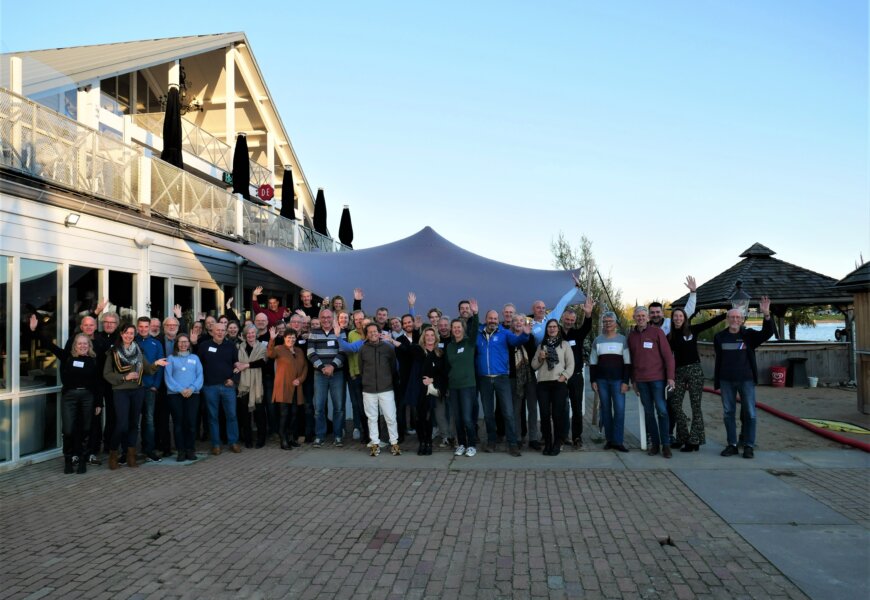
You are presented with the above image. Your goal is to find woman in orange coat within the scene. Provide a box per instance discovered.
[267,327,308,450]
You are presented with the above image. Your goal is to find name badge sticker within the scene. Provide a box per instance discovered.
[208,346,218,353]
[73,360,84,368]
[643,341,654,349]
[187,359,197,364]
[326,340,335,347]
[457,347,465,354]
[438,343,444,349]
[568,340,576,346]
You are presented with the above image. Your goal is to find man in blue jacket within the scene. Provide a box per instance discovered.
[135,316,165,462]
[476,310,530,456]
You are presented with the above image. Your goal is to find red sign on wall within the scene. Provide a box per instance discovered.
[257,184,275,202]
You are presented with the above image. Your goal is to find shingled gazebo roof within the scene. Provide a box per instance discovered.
[835,262,870,293]
[673,243,853,310]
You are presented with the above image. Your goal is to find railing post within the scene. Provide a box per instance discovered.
[235,193,245,239]
[9,58,23,170]
[139,156,152,216]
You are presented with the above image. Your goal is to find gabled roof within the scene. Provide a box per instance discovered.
[835,262,870,293]
[0,33,245,96]
[212,227,585,316]
[672,243,853,309]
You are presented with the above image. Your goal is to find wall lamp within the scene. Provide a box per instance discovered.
[64,213,80,227]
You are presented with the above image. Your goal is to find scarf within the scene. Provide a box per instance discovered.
[237,341,267,410]
[543,336,561,371]
[114,342,143,374]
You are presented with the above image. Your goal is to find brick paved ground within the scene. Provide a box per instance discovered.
[0,447,810,600]
[781,468,870,529]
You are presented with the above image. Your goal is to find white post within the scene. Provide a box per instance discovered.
[76,80,100,129]
[9,57,22,170]
[637,393,647,451]
[138,155,152,215]
[225,46,235,147]
[168,60,180,87]
[235,193,245,239]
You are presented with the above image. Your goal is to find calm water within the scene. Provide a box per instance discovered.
[794,322,846,341]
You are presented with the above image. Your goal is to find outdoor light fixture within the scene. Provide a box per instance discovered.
[729,280,751,315]
[64,213,80,227]
[159,64,204,115]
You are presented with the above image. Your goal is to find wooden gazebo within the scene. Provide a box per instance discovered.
[835,262,870,413]
[672,243,853,339]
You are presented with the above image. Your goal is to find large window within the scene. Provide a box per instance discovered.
[201,288,218,318]
[20,259,60,389]
[69,266,99,334]
[109,270,136,325]
[19,259,61,458]
[174,284,195,331]
[150,276,167,320]
[0,257,9,392]
[19,392,59,457]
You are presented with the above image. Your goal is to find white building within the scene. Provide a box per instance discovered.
[0,33,346,470]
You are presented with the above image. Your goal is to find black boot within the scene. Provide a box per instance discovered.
[76,455,87,474]
[64,456,74,474]
[417,443,424,455]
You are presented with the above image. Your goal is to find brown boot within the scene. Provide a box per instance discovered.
[126,447,139,468]
[108,450,119,470]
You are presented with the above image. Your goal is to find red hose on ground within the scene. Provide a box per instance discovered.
[703,386,870,453]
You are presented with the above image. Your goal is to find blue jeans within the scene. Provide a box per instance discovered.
[142,387,158,453]
[636,380,669,447]
[478,375,518,445]
[719,379,757,448]
[314,371,345,441]
[450,386,478,447]
[202,384,239,447]
[597,379,626,445]
[111,387,144,451]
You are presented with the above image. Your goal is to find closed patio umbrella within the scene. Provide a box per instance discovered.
[338,205,354,248]
[160,85,184,169]
[279,166,296,220]
[313,188,328,236]
[231,133,250,199]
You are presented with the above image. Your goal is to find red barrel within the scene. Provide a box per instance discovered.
[770,366,786,387]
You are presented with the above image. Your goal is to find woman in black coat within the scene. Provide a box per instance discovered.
[401,327,448,455]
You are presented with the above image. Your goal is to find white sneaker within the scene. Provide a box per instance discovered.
[407,428,417,435]
[454,445,466,457]
[352,428,361,441]
[466,446,477,457]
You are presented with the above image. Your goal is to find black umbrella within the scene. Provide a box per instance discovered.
[313,187,328,236]
[231,133,250,199]
[279,166,296,220]
[160,85,184,169]
[338,205,354,248]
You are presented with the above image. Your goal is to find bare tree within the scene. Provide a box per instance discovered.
[550,232,624,325]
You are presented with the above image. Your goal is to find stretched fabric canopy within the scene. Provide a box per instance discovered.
[212,227,584,317]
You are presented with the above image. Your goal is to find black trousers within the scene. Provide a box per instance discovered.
[62,389,94,457]
[537,380,568,450]
[415,398,433,445]
[565,371,584,442]
[279,403,298,443]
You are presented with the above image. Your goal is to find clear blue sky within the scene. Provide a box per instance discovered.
[2,1,867,307]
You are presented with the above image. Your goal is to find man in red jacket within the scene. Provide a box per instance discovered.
[628,306,675,458]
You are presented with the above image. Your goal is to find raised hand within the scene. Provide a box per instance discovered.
[685,275,697,293]
[225,297,234,309]
[29,314,38,332]
[269,326,277,339]
[759,295,771,316]
[408,292,416,307]
[173,304,183,318]
[95,297,109,315]
[583,295,595,317]
[469,298,478,314]
[253,286,263,299]
[353,288,364,301]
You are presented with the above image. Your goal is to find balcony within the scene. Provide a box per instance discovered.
[0,87,349,253]
[131,112,272,189]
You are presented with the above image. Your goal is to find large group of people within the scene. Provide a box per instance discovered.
[29,273,776,474]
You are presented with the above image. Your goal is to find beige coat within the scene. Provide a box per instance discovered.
[531,340,575,383]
